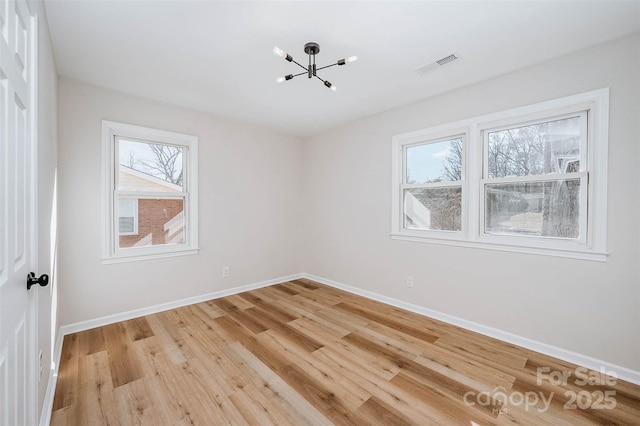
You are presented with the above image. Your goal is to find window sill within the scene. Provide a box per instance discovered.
[101,247,199,264]
[390,233,608,262]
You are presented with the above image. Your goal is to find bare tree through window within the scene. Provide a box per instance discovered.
[120,141,184,186]
[136,144,183,186]
[484,117,581,238]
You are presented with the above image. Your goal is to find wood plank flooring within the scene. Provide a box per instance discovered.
[50,279,640,425]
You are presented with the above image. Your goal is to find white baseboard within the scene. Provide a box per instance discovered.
[59,273,304,336]
[303,273,640,386]
[39,330,64,426]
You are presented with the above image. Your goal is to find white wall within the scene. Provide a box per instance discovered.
[302,34,640,371]
[57,78,304,325]
[34,0,58,421]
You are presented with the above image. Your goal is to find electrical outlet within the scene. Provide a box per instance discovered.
[406,276,414,288]
[222,266,230,278]
[38,350,43,383]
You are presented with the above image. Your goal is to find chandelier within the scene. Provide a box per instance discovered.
[273,42,358,91]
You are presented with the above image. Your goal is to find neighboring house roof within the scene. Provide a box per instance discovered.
[119,165,182,192]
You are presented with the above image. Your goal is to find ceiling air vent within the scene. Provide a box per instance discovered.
[414,53,460,76]
[436,53,458,66]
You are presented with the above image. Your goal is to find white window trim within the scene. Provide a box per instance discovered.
[391,88,609,262]
[102,120,199,264]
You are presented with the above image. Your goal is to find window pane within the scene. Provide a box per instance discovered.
[487,116,581,178]
[118,139,184,192]
[118,197,185,248]
[485,179,580,238]
[406,137,462,184]
[119,217,135,234]
[404,187,461,231]
[118,198,137,235]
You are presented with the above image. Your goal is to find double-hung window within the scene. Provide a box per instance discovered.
[392,89,608,261]
[402,134,465,233]
[481,113,587,243]
[102,121,199,263]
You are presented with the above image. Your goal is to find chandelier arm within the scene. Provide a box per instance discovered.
[290,58,309,72]
[315,74,335,90]
[290,71,308,79]
[315,63,339,72]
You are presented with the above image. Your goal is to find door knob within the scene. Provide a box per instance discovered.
[27,272,49,290]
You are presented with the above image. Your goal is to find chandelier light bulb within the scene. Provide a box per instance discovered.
[273,46,286,58]
[331,85,337,91]
[337,55,358,66]
[276,74,294,83]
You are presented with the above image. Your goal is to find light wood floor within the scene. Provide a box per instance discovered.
[51,279,640,425]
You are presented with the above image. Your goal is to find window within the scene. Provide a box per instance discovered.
[102,121,199,263]
[482,113,587,242]
[391,89,608,261]
[403,135,464,232]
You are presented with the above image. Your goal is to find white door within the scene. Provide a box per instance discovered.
[0,0,37,425]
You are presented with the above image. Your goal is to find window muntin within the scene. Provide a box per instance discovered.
[102,121,198,263]
[402,136,464,232]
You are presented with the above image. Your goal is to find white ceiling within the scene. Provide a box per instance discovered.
[44,1,640,138]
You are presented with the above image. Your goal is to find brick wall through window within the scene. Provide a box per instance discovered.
[119,199,184,248]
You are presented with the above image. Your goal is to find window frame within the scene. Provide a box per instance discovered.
[479,110,589,246]
[102,121,199,264]
[400,132,467,236]
[391,88,609,261]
